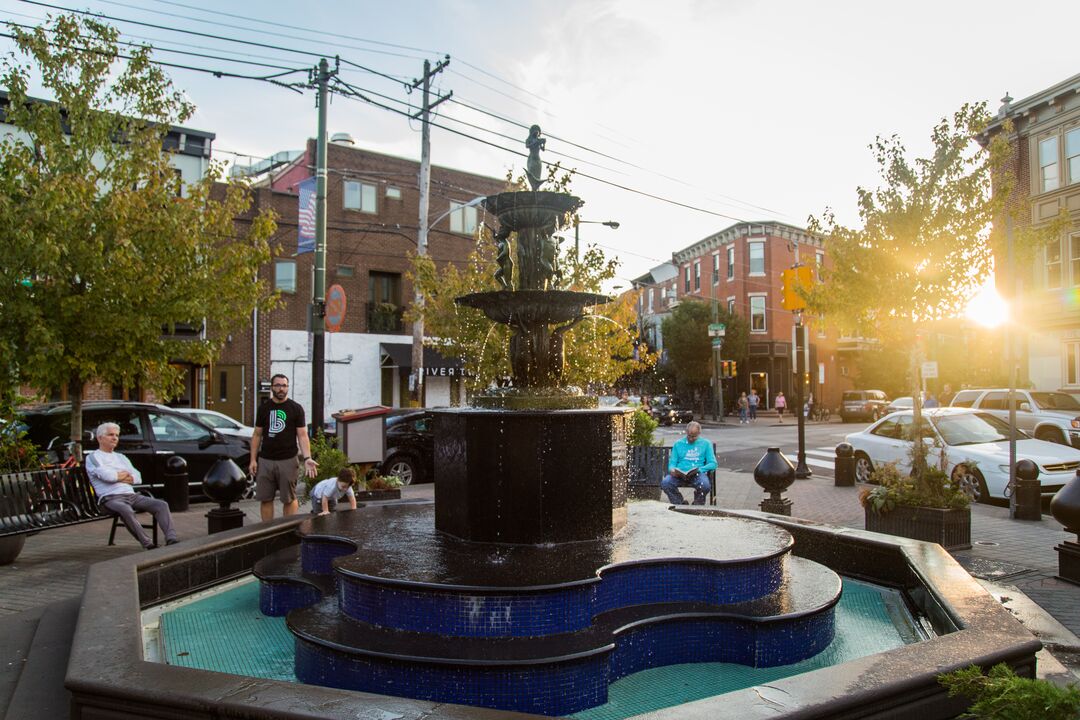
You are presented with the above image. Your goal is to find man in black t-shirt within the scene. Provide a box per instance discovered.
[249,374,318,521]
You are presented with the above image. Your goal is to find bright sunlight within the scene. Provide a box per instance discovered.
[964,278,1008,328]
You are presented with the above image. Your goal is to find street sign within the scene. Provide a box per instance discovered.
[921,361,938,379]
[325,284,347,332]
[709,323,726,337]
[712,337,723,347]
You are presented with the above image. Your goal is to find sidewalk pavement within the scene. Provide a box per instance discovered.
[1,476,1078,679]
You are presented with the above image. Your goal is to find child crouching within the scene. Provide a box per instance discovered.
[310,468,358,516]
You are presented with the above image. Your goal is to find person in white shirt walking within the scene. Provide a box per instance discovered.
[85,422,178,550]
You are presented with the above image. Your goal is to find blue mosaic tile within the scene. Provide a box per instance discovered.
[259,580,322,617]
[595,559,784,614]
[295,638,609,716]
[300,539,355,575]
[338,578,595,637]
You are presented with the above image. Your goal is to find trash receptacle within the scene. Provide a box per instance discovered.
[1013,459,1041,521]
[164,455,189,513]
[834,443,855,487]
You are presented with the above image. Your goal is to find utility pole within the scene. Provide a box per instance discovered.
[410,56,452,405]
[794,313,811,479]
[310,57,338,433]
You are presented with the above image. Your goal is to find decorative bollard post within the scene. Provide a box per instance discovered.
[834,443,855,487]
[1012,459,1042,521]
[755,447,795,516]
[1050,469,1080,585]
[163,455,189,513]
[203,458,247,534]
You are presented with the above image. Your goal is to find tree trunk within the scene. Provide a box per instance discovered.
[69,376,84,462]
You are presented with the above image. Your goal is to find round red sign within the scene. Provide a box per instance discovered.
[325,284,347,332]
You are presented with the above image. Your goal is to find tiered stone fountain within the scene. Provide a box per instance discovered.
[249,128,842,714]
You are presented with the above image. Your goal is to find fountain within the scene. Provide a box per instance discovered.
[64,126,1042,720]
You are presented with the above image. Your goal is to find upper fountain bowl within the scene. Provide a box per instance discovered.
[483,191,583,231]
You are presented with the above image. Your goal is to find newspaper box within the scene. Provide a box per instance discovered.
[332,406,390,464]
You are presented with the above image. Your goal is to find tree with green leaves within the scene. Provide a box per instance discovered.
[805,103,1011,473]
[0,15,277,452]
[661,300,748,404]
[408,218,656,394]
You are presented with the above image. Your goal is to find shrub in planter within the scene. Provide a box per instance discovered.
[629,409,659,448]
[861,462,971,549]
[939,663,1080,719]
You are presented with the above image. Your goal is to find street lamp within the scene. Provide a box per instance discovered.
[412,195,487,404]
[574,218,620,264]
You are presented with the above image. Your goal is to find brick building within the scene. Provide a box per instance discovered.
[668,221,845,412]
[208,136,506,425]
[981,73,1080,392]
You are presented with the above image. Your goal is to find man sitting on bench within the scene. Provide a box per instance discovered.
[661,421,717,505]
[85,422,179,550]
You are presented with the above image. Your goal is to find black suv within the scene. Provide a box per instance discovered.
[19,401,250,498]
[840,390,890,423]
[381,410,434,485]
[649,395,694,426]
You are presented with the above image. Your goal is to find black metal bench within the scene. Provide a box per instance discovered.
[0,466,157,565]
[628,443,719,505]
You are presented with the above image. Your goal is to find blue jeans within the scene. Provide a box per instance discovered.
[661,472,711,505]
[739,408,747,422]
[749,404,758,420]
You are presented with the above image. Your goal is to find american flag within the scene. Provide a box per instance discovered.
[297,177,316,254]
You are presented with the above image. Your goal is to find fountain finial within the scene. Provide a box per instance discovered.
[525,124,546,191]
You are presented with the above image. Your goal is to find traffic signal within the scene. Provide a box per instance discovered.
[731,361,737,377]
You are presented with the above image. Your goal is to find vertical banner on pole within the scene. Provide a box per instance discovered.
[297,177,316,255]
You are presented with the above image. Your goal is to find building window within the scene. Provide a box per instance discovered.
[368,271,402,333]
[1067,341,1080,386]
[684,266,691,293]
[336,264,354,278]
[1047,238,1062,289]
[727,246,735,280]
[1039,136,1060,193]
[648,288,654,312]
[727,297,735,315]
[693,261,701,291]
[449,201,478,235]
[1071,234,1080,287]
[712,254,720,285]
[749,295,766,332]
[748,241,765,275]
[1068,127,1080,186]
[385,186,402,200]
[275,261,296,293]
[344,180,377,213]
[816,250,824,281]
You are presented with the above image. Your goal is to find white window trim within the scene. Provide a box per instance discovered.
[1067,125,1080,186]
[727,295,736,316]
[693,260,701,291]
[1070,232,1080,288]
[712,252,720,285]
[726,245,735,281]
[748,240,765,277]
[344,179,377,214]
[749,293,767,333]
[1038,134,1060,194]
[1065,339,1080,388]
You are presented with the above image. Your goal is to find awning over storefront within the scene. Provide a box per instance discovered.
[380,344,467,377]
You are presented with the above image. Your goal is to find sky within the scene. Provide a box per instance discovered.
[2,0,1079,290]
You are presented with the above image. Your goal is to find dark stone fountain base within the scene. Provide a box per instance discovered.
[432,407,632,544]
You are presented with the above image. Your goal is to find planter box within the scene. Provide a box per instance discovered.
[356,489,401,502]
[864,505,971,550]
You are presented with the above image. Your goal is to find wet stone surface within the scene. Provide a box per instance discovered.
[311,502,796,589]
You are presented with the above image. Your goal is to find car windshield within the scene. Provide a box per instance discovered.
[930,412,1011,446]
[1031,392,1080,410]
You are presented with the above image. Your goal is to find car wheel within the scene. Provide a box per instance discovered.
[854,452,874,483]
[384,454,418,486]
[1035,428,1068,446]
[951,464,988,504]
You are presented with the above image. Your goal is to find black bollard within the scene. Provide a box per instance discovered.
[1012,459,1042,521]
[1050,469,1080,585]
[834,443,855,487]
[163,455,189,513]
[203,458,246,534]
[754,447,794,516]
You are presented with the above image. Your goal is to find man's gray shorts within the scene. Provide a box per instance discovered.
[255,456,300,504]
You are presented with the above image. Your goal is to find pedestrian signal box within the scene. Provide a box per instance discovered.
[780,265,815,311]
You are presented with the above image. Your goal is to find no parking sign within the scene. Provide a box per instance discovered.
[325,284,347,332]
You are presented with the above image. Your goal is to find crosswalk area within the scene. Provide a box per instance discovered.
[803,446,836,471]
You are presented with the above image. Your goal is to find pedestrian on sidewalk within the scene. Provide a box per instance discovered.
[661,421,717,505]
[85,422,178,550]
[249,373,319,522]
[748,389,760,422]
[775,391,787,423]
[737,392,749,424]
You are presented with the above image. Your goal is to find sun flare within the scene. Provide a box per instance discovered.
[964,280,1008,328]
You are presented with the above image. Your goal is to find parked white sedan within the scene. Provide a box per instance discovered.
[845,407,1080,503]
[174,408,255,438]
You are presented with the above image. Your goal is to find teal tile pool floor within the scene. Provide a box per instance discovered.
[157,578,922,719]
